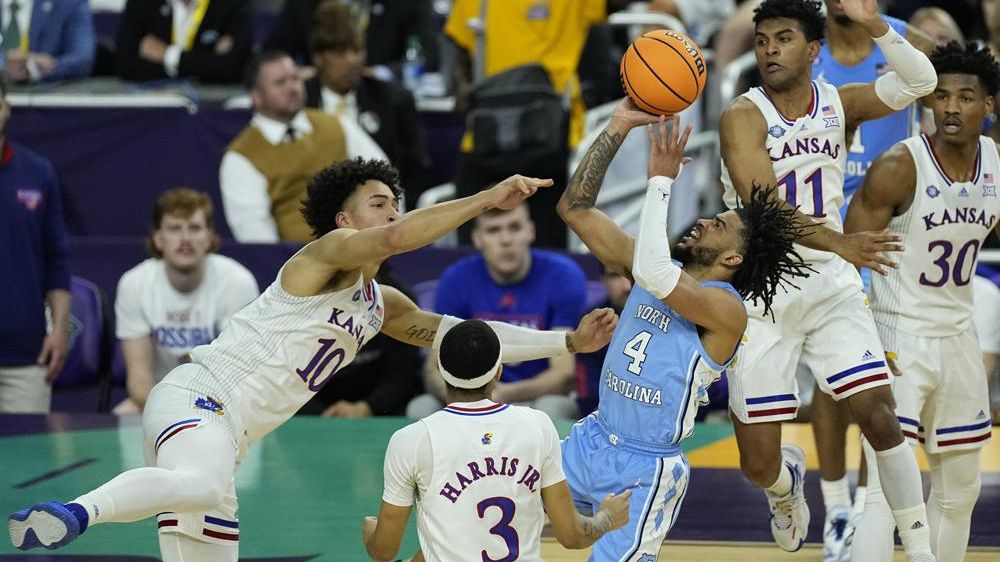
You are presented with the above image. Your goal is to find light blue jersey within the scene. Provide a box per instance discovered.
[561,281,741,561]
[813,16,917,202]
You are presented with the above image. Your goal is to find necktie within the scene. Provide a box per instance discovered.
[4,0,21,53]
[283,126,297,143]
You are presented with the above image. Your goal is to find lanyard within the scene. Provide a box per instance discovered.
[172,0,211,51]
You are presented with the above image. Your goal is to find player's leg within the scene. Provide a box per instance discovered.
[811,384,853,562]
[926,449,982,561]
[157,472,241,562]
[159,529,238,562]
[850,437,898,562]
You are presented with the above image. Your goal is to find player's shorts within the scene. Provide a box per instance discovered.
[729,256,891,424]
[142,363,248,546]
[562,413,689,561]
[879,327,993,454]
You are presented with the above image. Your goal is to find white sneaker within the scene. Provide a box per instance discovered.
[822,506,852,562]
[907,555,936,562]
[766,444,809,552]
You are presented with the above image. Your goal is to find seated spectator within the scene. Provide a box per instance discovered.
[575,268,631,417]
[298,269,422,417]
[113,188,259,414]
[406,203,587,421]
[262,0,440,78]
[220,51,386,243]
[305,3,432,199]
[909,7,963,45]
[0,78,70,413]
[114,0,253,83]
[2,0,95,83]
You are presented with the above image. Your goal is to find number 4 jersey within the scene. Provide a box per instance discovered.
[871,134,1000,340]
[721,80,848,263]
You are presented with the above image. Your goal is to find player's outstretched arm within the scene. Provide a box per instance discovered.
[363,505,411,562]
[305,175,553,274]
[837,0,937,129]
[558,99,659,274]
[380,286,618,357]
[541,481,631,549]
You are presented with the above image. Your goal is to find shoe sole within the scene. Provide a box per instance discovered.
[8,505,74,550]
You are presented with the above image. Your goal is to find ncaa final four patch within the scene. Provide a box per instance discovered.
[194,396,225,415]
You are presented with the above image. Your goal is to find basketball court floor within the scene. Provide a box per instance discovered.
[1,415,997,561]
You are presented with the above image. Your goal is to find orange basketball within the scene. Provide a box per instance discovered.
[620,29,707,116]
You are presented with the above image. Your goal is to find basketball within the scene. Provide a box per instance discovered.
[620,29,707,116]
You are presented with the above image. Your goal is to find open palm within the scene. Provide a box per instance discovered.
[840,0,878,23]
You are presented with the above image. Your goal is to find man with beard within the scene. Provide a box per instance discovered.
[556,100,813,562]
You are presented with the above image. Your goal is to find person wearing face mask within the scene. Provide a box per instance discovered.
[112,188,259,414]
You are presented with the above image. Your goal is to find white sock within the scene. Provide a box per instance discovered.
[851,438,896,562]
[72,489,114,525]
[766,461,794,497]
[875,441,932,558]
[852,485,868,517]
[821,476,851,513]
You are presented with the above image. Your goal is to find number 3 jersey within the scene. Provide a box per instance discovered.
[598,282,741,447]
[184,269,384,443]
[871,134,1000,340]
[721,80,848,263]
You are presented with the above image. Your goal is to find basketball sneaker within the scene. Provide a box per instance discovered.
[822,506,852,562]
[766,444,809,552]
[8,502,82,550]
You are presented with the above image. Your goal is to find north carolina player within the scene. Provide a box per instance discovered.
[557,103,812,562]
[718,1,938,560]
[847,41,1000,562]
[7,159,618,561]
[364,320,632,562]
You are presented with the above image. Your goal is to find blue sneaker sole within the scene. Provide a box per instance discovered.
[8,503,79,550]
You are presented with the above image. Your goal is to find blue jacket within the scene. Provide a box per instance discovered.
[2,0,95,81]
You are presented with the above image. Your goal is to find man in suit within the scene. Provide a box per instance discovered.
[2,0,95,82]
[262,0,439,77]
[304,2,431,199]
[114,0,252,83]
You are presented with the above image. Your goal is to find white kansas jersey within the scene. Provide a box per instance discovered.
[871,134,1000,338]
[185,268,383,442]
[721,80,847,262]
[381,400,565,562]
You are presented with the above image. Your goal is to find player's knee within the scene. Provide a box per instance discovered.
[850,392,899,447]
[740,453,779,487]
[930,471,981,514]
[177,471,228,510]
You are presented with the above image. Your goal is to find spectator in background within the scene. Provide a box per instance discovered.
[406,203,587,421]
[113,188,259,414]
[0,79,69,413]
[220,51,386,243]
[114,0,253,83]
[575,268,631,417]
[263,0,440,79]
[305,3,432,200]
[909,7,964,44]
[1,0,95,83]
[299,268,422,417]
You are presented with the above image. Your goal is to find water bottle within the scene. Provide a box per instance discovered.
[402,35,424,97]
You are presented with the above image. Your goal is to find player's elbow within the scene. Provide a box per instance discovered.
[553,527,588,550]
[380,222,410,255]
[365,539,399,562]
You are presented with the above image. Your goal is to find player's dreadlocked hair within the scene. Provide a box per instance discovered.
[301,157,402,238]
[732,184,816,318]
[930,41,1000,97]
[754,0,825,43]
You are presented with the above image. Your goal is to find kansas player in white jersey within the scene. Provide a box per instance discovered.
[8,159,619,561]
[718,1,939,560]
[845,42,1000,562]
[364,320,631,562]
[557,102,812,561]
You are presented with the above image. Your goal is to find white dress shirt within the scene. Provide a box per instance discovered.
[320,86,359,122]
[219,111,388,242]
[163,0,203,78]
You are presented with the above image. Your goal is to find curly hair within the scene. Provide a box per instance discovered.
[930,41,1000,97]
[754,0,825,43]
[301,157,402,238]
[732,184,816,319]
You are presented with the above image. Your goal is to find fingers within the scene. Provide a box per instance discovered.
[618,489,633,500]
[677,124,693,151]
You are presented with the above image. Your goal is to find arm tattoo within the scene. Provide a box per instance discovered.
[403,324,436,344]
[565,332,576,354]
[565,129,626,209]
[580,511,612,541]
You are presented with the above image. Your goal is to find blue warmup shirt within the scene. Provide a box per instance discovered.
[433,249,586,382]
[0,141,70,365]
[813,16,917,201]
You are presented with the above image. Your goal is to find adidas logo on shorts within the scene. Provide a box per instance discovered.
[862,350,875,361]
[977,410,988,420]
[911,520,925,530]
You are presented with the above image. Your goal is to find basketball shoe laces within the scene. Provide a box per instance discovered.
[770,468,805,529]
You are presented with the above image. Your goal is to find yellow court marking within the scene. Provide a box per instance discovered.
[687,424,1000,472]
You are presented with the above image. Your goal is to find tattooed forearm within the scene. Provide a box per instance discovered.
[564,129,627,209]
[579,511,613,542]
[565,332,576,354]
[403,324,436,344]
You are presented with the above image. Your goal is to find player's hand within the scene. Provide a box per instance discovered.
[598,489,632,531]
[835,229,903,275]
[839,0,880,23]
[487,175,554,211]
[647,114,693,180]
[568,308,619,353]
[610,97,661,130]
[362,515,378,545]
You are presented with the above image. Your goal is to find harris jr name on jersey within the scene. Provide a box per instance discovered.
[438,454,544,503]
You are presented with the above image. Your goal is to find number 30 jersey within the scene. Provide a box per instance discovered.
[721,80,848,263]
[598,282,741,447]
[871,135,1000,340]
